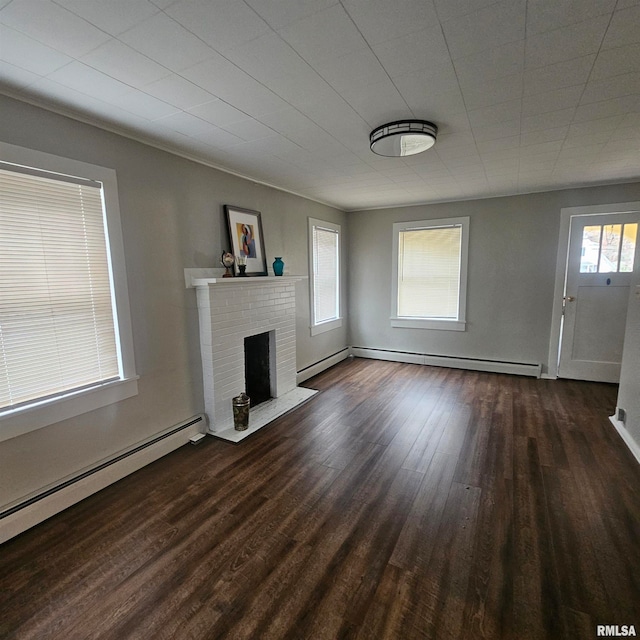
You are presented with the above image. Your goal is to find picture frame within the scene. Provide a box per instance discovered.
[224,205,268,276]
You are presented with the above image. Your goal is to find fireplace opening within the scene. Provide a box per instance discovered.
[244,332,273,408]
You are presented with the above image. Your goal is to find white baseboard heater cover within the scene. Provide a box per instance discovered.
[351,348,542,378]
[297,348,350,384]
[0,414,205,543]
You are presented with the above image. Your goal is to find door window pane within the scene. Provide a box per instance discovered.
[599,224,622,273]
[579,223,637,273]
[580,225,602,273]
[620,223,637,273]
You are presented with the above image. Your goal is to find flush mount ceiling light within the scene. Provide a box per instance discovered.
[370,120,438,157]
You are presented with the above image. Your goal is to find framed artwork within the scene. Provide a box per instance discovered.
[224,205,268,276]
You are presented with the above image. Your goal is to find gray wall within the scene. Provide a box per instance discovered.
[0,94,347,508]
[348,184,640,372]
[617,270,640,455]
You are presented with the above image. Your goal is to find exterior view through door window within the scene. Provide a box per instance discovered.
[580,223,637,273]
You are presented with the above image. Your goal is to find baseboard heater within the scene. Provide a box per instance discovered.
[351,347,542,378]
[297,348,350,383]
[0,414,205,543]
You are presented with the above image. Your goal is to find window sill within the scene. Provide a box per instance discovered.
[0,377,139,443]
[311,317,343,336]
[391,317,466,331]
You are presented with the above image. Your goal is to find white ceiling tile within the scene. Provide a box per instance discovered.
[476,136,520,153]
[341,0,438,45]
[568,115,624,136]
[471,120,521,141]
[521,107,575,132]
[277,4,367,64]
[165,0,270,52]
[0,0,111,57]
[0,24,72,75]
[454,41,525,86]
[263,70,336,109]
[525,0,616,36]
[244,0,338,30]
[312,49,389,93]
[46,61,131,100]
[563,127,615,147]
[520,126,568,146]
[52,0,159,36]
[192,125,245,149]
[602,5,640,49]
[150,0,178,8]
[557,143,605,160]
[143,74,216,109]
[522,85,583,117]
[119,12,216,72]
[25,77,151,126]
[393,62,458,101]
[0,60,41,88]
[341,81,409,127]
[372,26,450,78]
[441,0,525,60]
[468,100,521,128]
[459,73,523,110]
[523,55,596,95]
[581,72,640,104]
[573,95,640,121]
[1,0,639,209]
[224,33,310,83]
[217,78,290,119]
[152,110,218,135]
[81,40,170,87]
[108,88,179,120]
[188,99,248,126]
[525,16,609,69]
[591,44,640,81]
[434,0,497,22]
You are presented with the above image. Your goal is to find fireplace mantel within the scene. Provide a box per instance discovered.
[184,268,306,288]
[186,268,315,442]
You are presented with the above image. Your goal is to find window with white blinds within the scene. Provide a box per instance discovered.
[309,218,342,336]
[0,143,137,440]
[392,217,469,331]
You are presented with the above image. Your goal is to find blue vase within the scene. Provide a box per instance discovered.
[273,257,284,276]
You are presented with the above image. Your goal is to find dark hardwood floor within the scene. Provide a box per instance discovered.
[1,357,639,639]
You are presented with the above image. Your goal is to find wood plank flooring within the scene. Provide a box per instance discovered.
[1,357,639,639]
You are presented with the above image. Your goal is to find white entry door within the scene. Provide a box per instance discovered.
[559,213,639,383]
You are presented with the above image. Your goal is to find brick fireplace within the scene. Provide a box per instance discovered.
[186,271,316,442]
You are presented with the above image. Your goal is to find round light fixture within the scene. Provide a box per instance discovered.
[370,120,438,157]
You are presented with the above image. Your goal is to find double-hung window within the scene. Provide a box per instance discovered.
[0,143,137,441]
[309,218,342,335]
[391,217,469,331]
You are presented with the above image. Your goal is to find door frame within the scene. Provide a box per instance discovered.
[547,201,640,379]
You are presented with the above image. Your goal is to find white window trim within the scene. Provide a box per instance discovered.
[0,142,138,443]
[391,216,469,331]
[308,217,343,337]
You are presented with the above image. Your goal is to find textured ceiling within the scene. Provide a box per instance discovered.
[1,0,639,210]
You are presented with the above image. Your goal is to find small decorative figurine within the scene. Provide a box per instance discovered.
[221,251,235,278]
[236,254,248,276]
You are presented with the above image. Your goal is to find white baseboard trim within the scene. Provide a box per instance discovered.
[0,414,206,543]
[297,348,351,384]
[609,415,640,466]
[351,348,542,378]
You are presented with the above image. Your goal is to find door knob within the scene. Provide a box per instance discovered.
[565,296,576,302]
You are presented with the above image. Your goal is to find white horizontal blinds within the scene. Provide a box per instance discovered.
[398,225,462,318]
[313,225,339,323]
[0,167,119,411]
